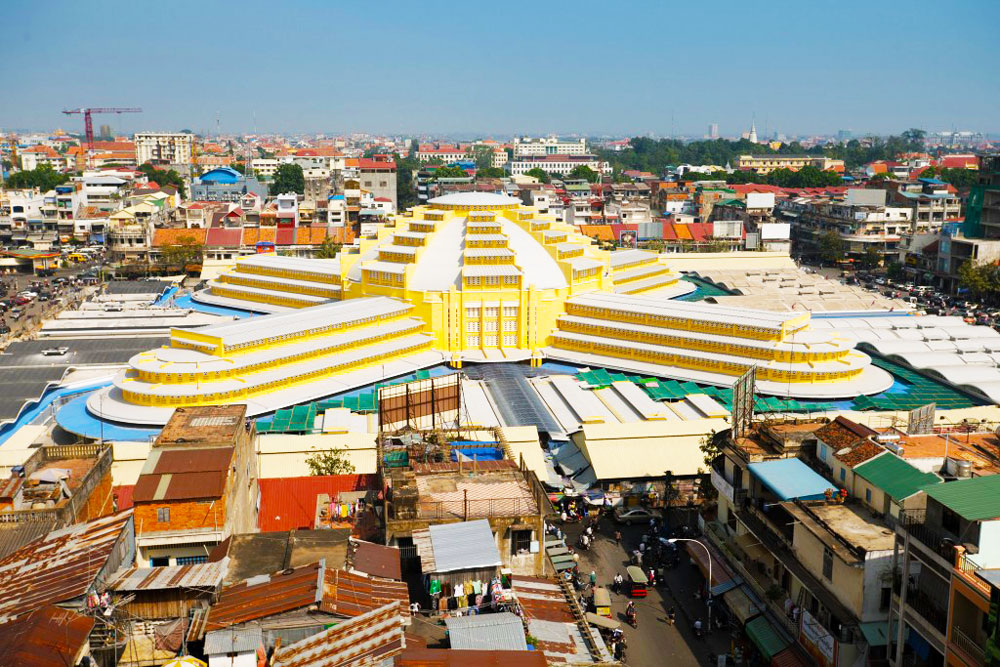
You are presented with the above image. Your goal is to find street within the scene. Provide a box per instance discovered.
[1,259,102,342]
[561,516,734,666]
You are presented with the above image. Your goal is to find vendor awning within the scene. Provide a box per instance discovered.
[748,458,834,501]
[684,540,740,596]
[771,646,812,667]
[722,586,763,625]
[745,615,792,660]
[859,620,897,647]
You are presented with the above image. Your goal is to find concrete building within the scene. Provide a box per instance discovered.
[712,420,909,666]
[131,405,258,566]
[385,457,551,578]
[737,155,845,174]
[934,157,1000,292]
[135,132,193,166]
[358,155,397,211]
[889,178,962,232]
[508,154,610,177]
[891,474,1000,666]
[512,136,588,157]
[190,166,267,203]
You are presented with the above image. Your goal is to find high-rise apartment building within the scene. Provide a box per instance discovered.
[134,132,193,165]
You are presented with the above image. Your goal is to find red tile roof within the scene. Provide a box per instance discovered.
[258,475,377,532]
[358,158,396,170]
[205,227,243,248]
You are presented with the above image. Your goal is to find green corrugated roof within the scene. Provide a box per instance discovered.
[853,453,941,501]
[745,615,791,659]
[924,474,1000,521]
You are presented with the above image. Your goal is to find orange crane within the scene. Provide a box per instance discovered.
[62,107,142,151]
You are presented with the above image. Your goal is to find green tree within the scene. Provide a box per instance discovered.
[817,230,846,264]
[395,154,420,210]
[567,165,600,183]
[5,164,69,191]
[934,168,979,189]
[269,163,305,195]
[231,162,247,175]
[305,448,356,475]
[958,260,1000,303]
[138,163,187,198]
[470,145,494,170]
[524,168,550,184]
[315,236,341,259]
[477,167,506,179]
[699,430,720,469]
[862,246,882,270]
[160,234,203,267]
[432,165,468,179]
[901,128,926,147]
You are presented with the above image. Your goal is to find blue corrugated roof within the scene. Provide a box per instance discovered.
[748,458,834,501]
[428,519,502,573]
[918,177,946,185]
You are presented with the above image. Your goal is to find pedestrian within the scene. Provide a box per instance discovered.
[614,530,622,546]
[561,510,567,524]
[589,570,597,586]
[647,566,655,587]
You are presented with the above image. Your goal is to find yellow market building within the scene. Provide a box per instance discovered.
[90,193,892,425]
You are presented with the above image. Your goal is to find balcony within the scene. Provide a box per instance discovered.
[950,627,985,665]
[898,510,959,570]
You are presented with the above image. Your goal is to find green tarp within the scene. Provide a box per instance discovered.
[745,615,791,660]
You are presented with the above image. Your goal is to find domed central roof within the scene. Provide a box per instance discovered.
[428,192,521,208]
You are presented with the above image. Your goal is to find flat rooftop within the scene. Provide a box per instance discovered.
[876,429,1000,474]
[395,461,539,521]
[155,405,247,448]
[784,500,896,563]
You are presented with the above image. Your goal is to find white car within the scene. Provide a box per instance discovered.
[42,346,70,356]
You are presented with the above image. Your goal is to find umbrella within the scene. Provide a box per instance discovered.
[161,658,207,667]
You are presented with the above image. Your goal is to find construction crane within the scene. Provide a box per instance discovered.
[62,107,142,151]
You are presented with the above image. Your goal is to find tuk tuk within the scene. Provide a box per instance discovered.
[585,612,622,639]
[626,565,648,598]
[593,587,612,617]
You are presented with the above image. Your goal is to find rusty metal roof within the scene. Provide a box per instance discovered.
[323,568,410,618]
[0,476,23,499]
[133,446,233,503]
[204,561,326,632]
[510,576,575,624]
[350,540,402,581]
[271,601,407,667]
[143,447,234,474]
[111,557,229,591]
[0,510,133,622]
[395,647,548,667]
[0,606,94,666]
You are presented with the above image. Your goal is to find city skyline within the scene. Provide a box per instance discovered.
[1,0,998,137]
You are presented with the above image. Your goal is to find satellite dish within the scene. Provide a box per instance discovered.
[836,448,851,456]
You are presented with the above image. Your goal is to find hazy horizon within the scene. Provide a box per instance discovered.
[2,0,997,138]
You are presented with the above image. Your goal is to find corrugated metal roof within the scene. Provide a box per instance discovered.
[351,540,402,580]
[271,601,407,667]
[0,606,95,666]
[322,568,410,618]
[204,627,263,655]
[0,510,133,621]
[924,474,1000,521]
[258,475,376,532]
[445,612,527,651]
[425,519,501,573]
[853,454,941,501]
[145,447,234,475]
[111,557,229,591]
[205,561,325,632]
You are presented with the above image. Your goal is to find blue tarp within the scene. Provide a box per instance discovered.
[747,458,834,501]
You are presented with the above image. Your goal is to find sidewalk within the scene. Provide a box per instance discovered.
[659,554,736,660]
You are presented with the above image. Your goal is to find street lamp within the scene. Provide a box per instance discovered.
[669,538,712,633]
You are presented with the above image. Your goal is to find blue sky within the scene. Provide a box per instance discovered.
[2,0,997,137]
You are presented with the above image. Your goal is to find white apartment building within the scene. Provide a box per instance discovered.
[508,155,610,177]
[492,149,509,168]
[251,158,280,179]
[415,147,469,163]
[512,136,588,157]
[134,132,193,165]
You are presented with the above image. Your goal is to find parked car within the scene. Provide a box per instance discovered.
[41,346,70,356]
[612,507,663,525]
[10,307,23,318]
